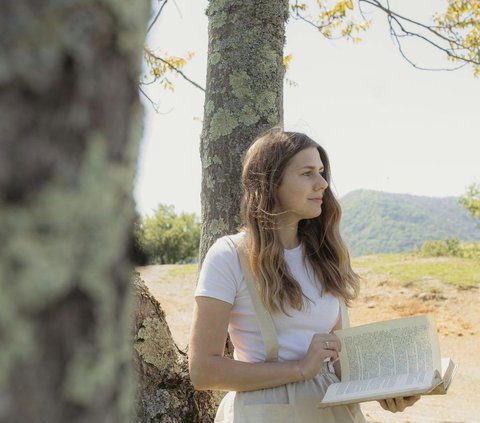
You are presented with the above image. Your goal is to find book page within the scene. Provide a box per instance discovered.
[321,370,436,406]
[429,358,457,394]
[336,315,441,382]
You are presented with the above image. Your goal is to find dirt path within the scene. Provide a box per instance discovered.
[348,272,479,423]
[137,263,480,423]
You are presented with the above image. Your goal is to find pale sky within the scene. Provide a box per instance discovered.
[134,0,480,217]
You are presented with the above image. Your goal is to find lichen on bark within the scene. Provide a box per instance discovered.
[134,317,181,374]
[229,70,253,99]
[209,108,238,140]
[200,0,289,260]
[0,137,134,397]
[0,0,149,420]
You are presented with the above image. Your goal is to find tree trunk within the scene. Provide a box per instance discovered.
[199,0,289,261]
[0,1,149,421]
[133,273,217,422]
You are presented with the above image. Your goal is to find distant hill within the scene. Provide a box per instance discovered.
[340,190,480,257]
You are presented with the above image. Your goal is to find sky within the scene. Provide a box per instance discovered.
[134,0,480,218]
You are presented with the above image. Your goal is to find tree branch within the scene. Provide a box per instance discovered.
[147,0,169,35]
[357,0,480,71]
[387,15,467,72]
[153,55,205,92]
[139,86,160,113]
[387,12,478,67]
[360,0,465,48]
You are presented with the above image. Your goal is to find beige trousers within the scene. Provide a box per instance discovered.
[215,364,366,423]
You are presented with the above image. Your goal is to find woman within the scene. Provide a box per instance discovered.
[189,130,419,422]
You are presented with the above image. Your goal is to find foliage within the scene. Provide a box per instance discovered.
[291,0,371,42]
[419,239,460,257]
[143,0,480,98]
[459,182,480,220]
[352,252,480,288]
[419,239,480,260]
[290,0,480,75]
[136,204,200,264]
[340,190,480,256]
[433,0,480,76]
[143,46,195,92]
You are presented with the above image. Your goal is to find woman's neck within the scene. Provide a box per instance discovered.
[276,221,300,249]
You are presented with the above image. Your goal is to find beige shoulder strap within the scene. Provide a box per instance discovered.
[233,238,279,362]
[339,299,350,328]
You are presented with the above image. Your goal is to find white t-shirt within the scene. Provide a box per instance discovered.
[195,232,340,363]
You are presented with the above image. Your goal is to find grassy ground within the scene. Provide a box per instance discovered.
[352,253,480,288]
[160,253,480,290]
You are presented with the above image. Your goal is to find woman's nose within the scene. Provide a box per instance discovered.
[314,175,328,191]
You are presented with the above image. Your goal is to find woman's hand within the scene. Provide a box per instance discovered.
[298,333,341,380]
[378,395,421,413]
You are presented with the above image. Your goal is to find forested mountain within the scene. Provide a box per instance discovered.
[340,190,480,256]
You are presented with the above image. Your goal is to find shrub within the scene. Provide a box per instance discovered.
[419,239,480,260]
[136,204,201,264]
[457,242,480,260]
[419,239,459,257]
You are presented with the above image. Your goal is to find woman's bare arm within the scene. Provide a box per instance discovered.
[188,296,339,392]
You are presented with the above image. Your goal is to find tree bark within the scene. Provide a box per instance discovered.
[0,1,149,421]
[199,0,289,261]
[133,273,217,422]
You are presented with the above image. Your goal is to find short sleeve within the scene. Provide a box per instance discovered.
[195,235,243,305]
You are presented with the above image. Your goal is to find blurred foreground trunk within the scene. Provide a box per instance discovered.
[0,0,148,421]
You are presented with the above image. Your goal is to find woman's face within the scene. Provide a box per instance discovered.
[275,147,328,226]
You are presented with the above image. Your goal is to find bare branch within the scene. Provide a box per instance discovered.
[360,0,464,48]
[139,86,160,113]
[388,12,479,67]
[356,0,480,72]
[139,78,158,87]
[387,15,467,72]
[147,0,169,35]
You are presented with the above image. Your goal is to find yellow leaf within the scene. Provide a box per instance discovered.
[283,53,293,69]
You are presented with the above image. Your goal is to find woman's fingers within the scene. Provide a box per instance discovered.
[378,399,389,411]
[378,395,421,413]
[300,333,342,379]
[323,339,338,351]
[312,333,341,352]
[403,395,421,407]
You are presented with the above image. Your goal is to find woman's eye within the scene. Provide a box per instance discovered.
[302,170,324,176]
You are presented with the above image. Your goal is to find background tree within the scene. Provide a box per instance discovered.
[199,0,290,260]
[137,204,201,264]
[0,0,149,421]
[460,182,480,220]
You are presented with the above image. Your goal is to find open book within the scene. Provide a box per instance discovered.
[318,315,457,408]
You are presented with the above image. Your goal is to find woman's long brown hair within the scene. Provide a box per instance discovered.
[241,130,360,314]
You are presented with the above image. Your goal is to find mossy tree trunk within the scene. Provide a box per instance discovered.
[133,274,217,422]
[199,0,290,261]
[0,0,149,421]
